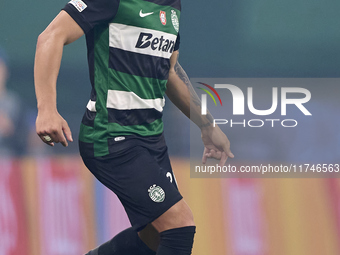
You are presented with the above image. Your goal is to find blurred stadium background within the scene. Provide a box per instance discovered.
[1,0,340,254]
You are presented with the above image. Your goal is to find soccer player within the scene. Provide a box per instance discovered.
[34,0,234,254]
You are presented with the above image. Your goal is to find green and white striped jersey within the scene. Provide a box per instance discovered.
[63,0,181,156]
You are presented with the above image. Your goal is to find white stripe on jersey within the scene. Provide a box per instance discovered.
[86,100,96,112]
[107,90,165,112]
[109,23,177,59]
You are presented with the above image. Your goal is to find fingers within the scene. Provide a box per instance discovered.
[57,120,73,147]
[208,149,222,159]
[222,142,235,159]
[62,122,73,143]
[40,135,54,146]
[218,152,228,167]
[54,130,68,147]
[202,148,233,166]
[39,131,66,146]
[202,148,222,164]
[37,121,73,147]
[202,148,208,164]
[219,144,234,166]
[201,127,235,166]
[226,149,234,158]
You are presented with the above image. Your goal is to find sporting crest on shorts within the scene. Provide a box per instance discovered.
[148,184,165,202]
[160,11,167,25]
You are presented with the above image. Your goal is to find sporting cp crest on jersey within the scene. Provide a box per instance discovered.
[160,11,167,25]
[171,10,179,32]
[148,184,165,202]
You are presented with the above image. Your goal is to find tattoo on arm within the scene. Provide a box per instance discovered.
[174,59,214,128]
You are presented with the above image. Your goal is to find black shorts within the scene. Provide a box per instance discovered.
[80,134,183,232]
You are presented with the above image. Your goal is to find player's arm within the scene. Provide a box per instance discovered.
[34,10,84,146]
[166,51,212,128]
[166,51,234,166]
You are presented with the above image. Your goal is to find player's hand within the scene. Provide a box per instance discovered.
[36,109,73,147]
[201,125,234,167]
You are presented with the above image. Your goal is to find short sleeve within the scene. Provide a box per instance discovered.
[174,33,180,51]
[62,0,120,34]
